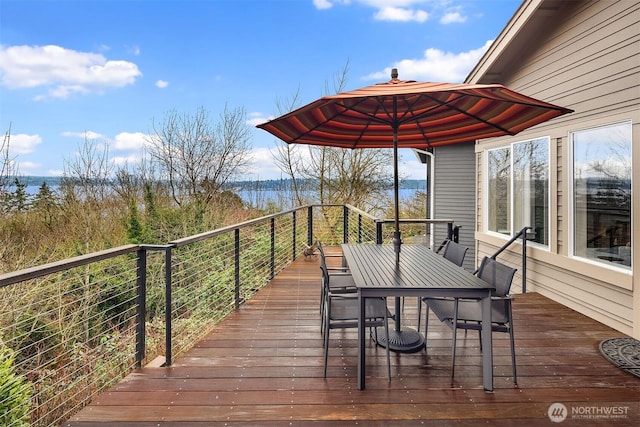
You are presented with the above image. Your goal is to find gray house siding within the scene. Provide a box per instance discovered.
[433,142,476,272]
[468,0,639,337]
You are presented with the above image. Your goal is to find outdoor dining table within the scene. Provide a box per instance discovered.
[341,243,495,391]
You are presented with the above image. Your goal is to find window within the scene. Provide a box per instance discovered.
[571,122,632,268]
[487,137,549,246]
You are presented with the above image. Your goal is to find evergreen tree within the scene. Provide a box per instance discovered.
[8,178,29,213]
[32,181,59,228]
[126,200,144,244]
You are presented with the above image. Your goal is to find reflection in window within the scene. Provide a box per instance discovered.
[487,139,550,246]
[488,147,511,236]
[514,139,549,246]
[573,122,632,268]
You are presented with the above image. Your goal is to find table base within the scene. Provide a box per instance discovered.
[373,327,425,353]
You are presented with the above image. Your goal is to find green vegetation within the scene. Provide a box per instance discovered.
[0,345,32,427]
[0,104,428,425]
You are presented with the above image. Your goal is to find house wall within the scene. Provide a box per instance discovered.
[433,142,477,272]
[472,0,639,337]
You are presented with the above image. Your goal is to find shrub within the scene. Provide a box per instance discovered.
[0,345,32,427]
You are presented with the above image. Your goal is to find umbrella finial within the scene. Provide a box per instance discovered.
[391,68,398,80]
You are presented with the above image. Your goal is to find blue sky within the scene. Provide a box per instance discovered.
[0,0,522,180]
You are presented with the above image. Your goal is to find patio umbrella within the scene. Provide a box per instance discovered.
[257,69,572,262]
[257,68,572,350]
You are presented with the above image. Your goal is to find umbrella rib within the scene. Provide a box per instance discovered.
[285,100,376,146]
[412,92,515,135]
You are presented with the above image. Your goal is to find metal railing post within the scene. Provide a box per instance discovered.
[270,217,276,279]
[522,228,529,293]
[235,228,241,309]
[308,206,314,246]
[135,248,147,368]
[343,205,349,244]
[358,214,362,243]
[376,221,383,244]
[164,248,172,366]
[292,210,297,261]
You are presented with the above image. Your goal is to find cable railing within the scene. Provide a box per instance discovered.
[0,204,456,427]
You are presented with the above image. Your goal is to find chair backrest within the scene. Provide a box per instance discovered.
[317,241,328,258]
[319,260,330,292]
[476,257,517,297]
[442,240,468,267]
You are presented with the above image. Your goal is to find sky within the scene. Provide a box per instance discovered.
[0,0,523,181]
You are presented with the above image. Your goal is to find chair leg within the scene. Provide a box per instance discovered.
[323,321,330,378]
[509,327,517,385]
[508,302,517,385]
[384,302,391,381]
[323,296,331,377]
[450,299,459,380]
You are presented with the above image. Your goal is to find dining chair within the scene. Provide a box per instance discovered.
[318,243,356,332]
[317,241,349,272]
[320,263,392,380]
[416,240,469,333]
[423,256,518,383]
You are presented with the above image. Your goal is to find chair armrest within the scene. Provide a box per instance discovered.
[491,295,514,301]
[327,272,352,277]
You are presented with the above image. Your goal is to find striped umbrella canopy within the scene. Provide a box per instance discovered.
[257,69,573,262]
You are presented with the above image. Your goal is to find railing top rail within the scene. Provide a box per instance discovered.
[170,205,314,247]
[0,244,140,288]
[344,204,378,221]
[376,218,455,224]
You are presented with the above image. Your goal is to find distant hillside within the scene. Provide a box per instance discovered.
[14,176,427,191]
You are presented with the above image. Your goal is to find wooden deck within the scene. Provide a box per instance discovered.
[66,249,640,426]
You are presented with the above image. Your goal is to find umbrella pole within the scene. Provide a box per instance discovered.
[392,113,401,265]
[372,114,425,353]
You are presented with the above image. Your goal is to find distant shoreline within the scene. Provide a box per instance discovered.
[10,176,428,191]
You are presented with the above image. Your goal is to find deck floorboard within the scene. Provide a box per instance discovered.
[65,249,640,426]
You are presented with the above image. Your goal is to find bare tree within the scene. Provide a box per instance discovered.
[1,124,20,212]
[269,60,393,214]
[146,105,251,210]
[271,85,307,207]
[62,135,113,204]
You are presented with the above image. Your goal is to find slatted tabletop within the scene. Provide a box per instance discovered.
[342,244,493,295]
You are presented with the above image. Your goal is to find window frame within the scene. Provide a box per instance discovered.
[484,136,551,249]
[568,120,633,271]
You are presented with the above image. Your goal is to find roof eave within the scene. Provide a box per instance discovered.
[465,0,544,84]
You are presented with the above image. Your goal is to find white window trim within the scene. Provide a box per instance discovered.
[568,120,633,272]
[484,137,551,250]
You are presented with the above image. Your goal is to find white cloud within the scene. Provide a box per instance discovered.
[313,1,474,25]
[440,11,466,24]
[313,0,335,9]
[113,132,147,150]
[0,44,142,99]
[17,161,40,172]
[111,153,142,167]
[246,147,283,179]
[126,44,141,56]
[247,112,274,127]
[374,7,428,22]
[364,39,494,83]
[7,133,42,155]
[155,80,169,88]
[62,130,106,140]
